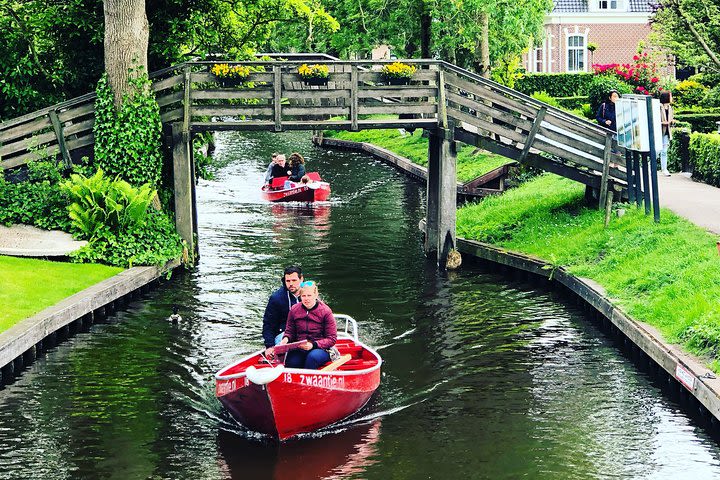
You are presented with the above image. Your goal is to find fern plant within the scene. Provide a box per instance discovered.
[62,169,155,240]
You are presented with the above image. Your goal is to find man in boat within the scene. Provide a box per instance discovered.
[267,154,290,186]
[263,152,280,184]
[262,266,303,351]
[273,280,337,370]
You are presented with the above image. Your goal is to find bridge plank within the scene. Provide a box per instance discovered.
[446,91,533,131]
[0,116,52,144]
[158,91,185,107]
[191,106,273,117]
[152,73,184,92]
[57,103,95,123]
[358,104,438,115]
[191,89,274,100]
[448,107,526,144]
[357,87,436,98]
[283,106,348,116]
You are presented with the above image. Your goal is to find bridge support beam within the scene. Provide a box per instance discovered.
[425,128,457,268]
[172,123,196,261]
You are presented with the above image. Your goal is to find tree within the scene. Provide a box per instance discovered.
[103,0,149,106]
[652,0,720,73]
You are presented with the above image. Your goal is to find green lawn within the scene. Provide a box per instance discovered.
[325,127,511,183]
[0,256,122,332]
[458,173,720,370]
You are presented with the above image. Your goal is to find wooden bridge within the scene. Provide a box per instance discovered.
[0,57,628,266]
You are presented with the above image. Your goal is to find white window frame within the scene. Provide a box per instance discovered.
[594,0,626,11]
[566,34,587,73]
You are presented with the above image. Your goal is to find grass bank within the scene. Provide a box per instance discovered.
[457,173,720,370]
[324,128,511,183]
[0,256,122,333]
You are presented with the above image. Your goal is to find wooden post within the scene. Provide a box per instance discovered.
[633,151,642,208]
[625,149,635,204]
[48,110,72,168]
[438,70,448,129]
[426,127,457,267]
[519,106,547,163]
[599,132,613,210]
[273,66,282,132]
[604,190,614,227]
[172,122,195,258]
[350,66,359,131]
[641,153,651,215]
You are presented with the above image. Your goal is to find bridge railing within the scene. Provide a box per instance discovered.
[0,58,626,190]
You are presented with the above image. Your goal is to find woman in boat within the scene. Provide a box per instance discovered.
[279,280,337,369]
[287,152,306,182]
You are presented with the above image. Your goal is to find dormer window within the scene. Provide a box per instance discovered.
[597,0,624,9]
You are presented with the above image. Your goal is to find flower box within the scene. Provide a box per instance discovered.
[303,77,329,86]
[380,62,416,85]
[211,63,252,88]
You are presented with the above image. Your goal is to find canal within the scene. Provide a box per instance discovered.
[1,131,720,479]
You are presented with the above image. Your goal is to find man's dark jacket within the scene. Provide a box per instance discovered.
[262,285,300,347]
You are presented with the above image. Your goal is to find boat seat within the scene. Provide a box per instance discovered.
[337,360,376,371]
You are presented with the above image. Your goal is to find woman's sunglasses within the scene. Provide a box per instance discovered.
[300,280,315,287]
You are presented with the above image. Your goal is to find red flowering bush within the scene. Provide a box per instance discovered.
[592,51,661,96]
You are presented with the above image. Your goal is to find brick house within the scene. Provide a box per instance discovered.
[524,0,664,73]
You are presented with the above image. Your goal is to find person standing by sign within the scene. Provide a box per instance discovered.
[596,90,620,132]
[659,91,674,176]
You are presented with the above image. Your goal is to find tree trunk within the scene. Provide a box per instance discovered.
[103,0,149,107]
[480,12,490,78]
[420,11,432,59]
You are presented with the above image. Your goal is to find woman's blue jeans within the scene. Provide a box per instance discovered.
[285,348,330,369]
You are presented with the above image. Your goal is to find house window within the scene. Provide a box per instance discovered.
[535,47,544,73]
[567,35,585,72]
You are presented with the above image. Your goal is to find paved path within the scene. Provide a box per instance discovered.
[0,224,87,257]
[659,173,720,235]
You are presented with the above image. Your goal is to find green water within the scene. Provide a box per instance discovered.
[0,131,719,479]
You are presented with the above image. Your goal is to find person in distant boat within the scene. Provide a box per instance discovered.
[268,154,290,183]
[287,153,307,182]
[275,280,337,370]
[264,152,281,184]
[262,266,303,351]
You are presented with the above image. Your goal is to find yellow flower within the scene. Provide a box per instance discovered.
[381,62,416,78]
[298,63,329,78]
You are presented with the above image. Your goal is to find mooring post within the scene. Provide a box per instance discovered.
[172,122,195,258]
[426,127,457,267]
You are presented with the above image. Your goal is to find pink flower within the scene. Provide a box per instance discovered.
[651,77,659,83]
[633,55,640,61]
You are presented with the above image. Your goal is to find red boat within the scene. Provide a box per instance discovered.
[261,172,331,203]
[215,315,381,441]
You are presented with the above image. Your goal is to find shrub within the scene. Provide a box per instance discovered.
[61,169,183,267]
[667,125,691,172]
[592,52,661,95]
[702,85,720,108]
[515,73,594,97]
[674,113,720,133]
[554,96,589,110]
[689,132,720,186]
[0,160,83,231]
[587,76,632,113]
[93,71,163,188]
[530,91,560,108]
[673,80,709,107]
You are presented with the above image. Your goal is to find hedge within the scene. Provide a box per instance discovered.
[674,113,720,133]
[554,96,589,110]
[689,133,720,186]
[667,127,691,172]
[515,73,594,97]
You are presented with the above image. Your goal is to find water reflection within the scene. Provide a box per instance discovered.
[218,420,381,480]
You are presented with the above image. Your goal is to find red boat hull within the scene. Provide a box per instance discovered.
[261,183,331,203]
[216,338,381,440]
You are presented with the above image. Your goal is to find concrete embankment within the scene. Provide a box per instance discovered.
[325,127,720,425]
[0,259,180,386]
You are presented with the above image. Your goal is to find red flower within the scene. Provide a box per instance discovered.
[633,55,640,61]
[651,77,659,83]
